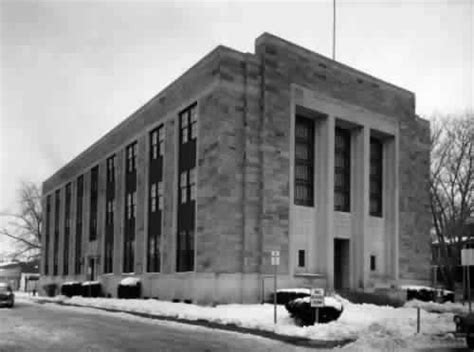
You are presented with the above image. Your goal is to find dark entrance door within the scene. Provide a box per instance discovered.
[88,257,96,281]
[334,239,350,290]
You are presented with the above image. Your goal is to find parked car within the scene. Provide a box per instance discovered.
[0,283,14,308]
[454,313,474,349]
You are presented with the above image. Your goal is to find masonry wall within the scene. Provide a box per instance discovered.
[398,117,431,282]
[40,46,223,285]
[40,33,431,302]
[253,33,431,284]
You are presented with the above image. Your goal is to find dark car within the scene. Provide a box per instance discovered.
[0,283,14,308]
[454,313,474,349]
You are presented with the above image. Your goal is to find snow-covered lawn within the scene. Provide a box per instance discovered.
[18,292,465,351]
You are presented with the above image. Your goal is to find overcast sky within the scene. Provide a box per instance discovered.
[0,0,472,255]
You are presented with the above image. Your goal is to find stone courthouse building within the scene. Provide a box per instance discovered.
[40,33,431,303]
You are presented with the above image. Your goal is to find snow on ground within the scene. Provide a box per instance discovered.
[20,293,463,351]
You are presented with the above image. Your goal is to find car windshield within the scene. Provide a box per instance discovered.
[0,285,11,293]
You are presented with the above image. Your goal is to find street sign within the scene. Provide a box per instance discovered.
[462,249,474,266]
[271,250,280,266]
[310,288,325,308]
[270,250,280,324]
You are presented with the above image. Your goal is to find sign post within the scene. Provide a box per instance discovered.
[271,251,280,324]
[461,248,474,313]
[310,288,325,324]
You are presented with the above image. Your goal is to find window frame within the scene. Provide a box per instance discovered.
[89,165,99,241]
[369,137,383,217]
[298,250,306,268]
[294,115,315,207]
[334,127,351,212]
[176,103,197,272]
[75,175,84,275]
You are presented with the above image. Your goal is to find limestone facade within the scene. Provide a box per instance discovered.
[40,33,431,303]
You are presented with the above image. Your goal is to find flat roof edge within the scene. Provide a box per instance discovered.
[43,45,234,189]
[255,32,414,97]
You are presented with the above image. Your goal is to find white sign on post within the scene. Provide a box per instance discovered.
[310,288,325,308]
[271,250,280,266]
[462,249,474,266]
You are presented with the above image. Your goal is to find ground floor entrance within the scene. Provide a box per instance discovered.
[334,239,350,290]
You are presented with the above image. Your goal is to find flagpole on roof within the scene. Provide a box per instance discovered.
[332,0,336,60]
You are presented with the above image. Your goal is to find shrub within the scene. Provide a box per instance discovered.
[81,281,102,297]
[117,278,141,299]
[268,288,311,305]
[339,290,405,307]
[60,282,82,297]
[402,285,454,303]
[285,296,343,326]
[43,283,58,297]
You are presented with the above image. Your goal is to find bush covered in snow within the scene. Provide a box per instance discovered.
[81,281,102,298]
[269,288,311,305]
[118,277,141,299]
[42,283,58,297]
[400,285,454,303]
[60,281,82,297]
[285,295,344,326]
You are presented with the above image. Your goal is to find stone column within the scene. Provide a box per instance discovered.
[69,181,76,279]
[135,135,147,275]
[83,169,91,273]
[384,136,399,281]
[351,126,370,289]
[114,149,125,275]
[97,160,107,275]
[313,114,335,287]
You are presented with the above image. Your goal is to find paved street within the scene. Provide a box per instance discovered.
[0,297,317,352]
[1,297,471,352]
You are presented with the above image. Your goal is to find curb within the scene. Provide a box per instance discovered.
[32,298,354,349]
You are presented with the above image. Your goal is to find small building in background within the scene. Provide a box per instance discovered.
[0,261,21,290]
[0,259,40,291]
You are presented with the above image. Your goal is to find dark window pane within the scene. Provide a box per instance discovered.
[370,255,376,271]
[334,128,351,212]
[369,138,383,216]
[294,115,314,206]
[298,250,305,267]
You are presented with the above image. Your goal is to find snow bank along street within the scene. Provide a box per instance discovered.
[19,291,468,351]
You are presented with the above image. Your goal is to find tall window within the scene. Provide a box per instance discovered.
[75,175,84,274]
[89,165,99,241]
[334,127,351,212]
[177,103,197,272]
[370,138,383,216]
[294,115,314,206]
[53,189,60,276]
[126,142,137,173]
[44,195,51,275]
[63,183,71,276]
[148,125,165,272]
[124,142,137,273]
[104,155,115,274]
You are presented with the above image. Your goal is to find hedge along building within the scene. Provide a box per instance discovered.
[40,33,431,303]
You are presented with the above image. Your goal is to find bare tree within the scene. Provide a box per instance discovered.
[0,182,42,261]
[430,114,474,289]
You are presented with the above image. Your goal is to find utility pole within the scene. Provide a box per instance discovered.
[332,0,336,60]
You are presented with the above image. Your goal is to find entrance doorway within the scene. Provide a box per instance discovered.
[334,239,350,290]
[88,257,96,281]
